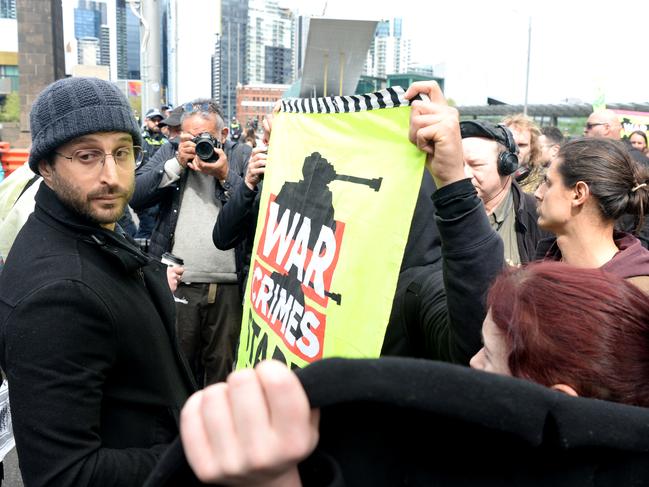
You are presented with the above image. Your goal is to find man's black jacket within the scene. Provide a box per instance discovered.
[0,184,196,486]
[511,180,547,264]
[382,178,504,363]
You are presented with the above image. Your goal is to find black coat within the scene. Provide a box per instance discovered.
[511,180,548,264]
[212,178,260,295]
[400,169,443,271]
[0,184,196,486]
[382,178,504,363]
[148,357,649,487]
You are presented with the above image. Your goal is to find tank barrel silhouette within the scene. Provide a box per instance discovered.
[334,174,382,192]
[305,279,342,306]
[324,290,342,306]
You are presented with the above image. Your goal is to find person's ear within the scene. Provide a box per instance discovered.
[38,159,53,183]
[221,126,229,142]
[550,144,560,160]
[572,181,590,207]
[551,383,579,397]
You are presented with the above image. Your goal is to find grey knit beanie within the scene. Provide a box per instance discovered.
[28,77,142,174]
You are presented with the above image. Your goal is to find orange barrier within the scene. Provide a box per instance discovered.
[0,144,29,177]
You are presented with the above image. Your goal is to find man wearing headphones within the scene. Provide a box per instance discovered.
[460,120,544,266]
[383,113,546,362]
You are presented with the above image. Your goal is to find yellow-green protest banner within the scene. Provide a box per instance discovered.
[236,87,425,369]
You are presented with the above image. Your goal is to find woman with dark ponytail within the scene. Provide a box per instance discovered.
[534,137,649,289]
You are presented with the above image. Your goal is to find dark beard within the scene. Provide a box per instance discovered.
[50,171,135,226]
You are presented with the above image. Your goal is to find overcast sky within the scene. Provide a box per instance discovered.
[59,0,648,106]
[287,0,648,106]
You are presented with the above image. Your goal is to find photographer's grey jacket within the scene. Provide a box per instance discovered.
[0,184,196,486]
[130,140,251,258]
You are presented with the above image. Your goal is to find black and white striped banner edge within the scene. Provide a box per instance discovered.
[280,86,409,114]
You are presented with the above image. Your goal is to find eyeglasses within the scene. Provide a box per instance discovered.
[585,122,607,130]
[55,146,143,170]
[183,101,220,115]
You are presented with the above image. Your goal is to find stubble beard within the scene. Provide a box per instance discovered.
[50,170,135,226]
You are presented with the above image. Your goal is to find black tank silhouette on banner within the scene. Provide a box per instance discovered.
[274,152,382,249]
[267,152,383,341]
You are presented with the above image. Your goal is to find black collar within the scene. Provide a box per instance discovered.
[34,183,150,272]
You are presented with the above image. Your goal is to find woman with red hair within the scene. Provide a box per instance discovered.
[470,261,649,407]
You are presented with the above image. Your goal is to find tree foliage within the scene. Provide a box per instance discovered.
[0,92,19,122]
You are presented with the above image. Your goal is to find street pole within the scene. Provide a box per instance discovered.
[523,16,531,116]
[129,0,162,113]
[143,0,162,110]
[339,52,344,96]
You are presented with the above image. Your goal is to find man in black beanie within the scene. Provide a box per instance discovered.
[0,77,196,486]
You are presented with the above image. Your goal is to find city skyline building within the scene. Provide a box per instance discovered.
[99,23,110,66]
[236,82,289,127]
[245,0,294,85]
[364,17,411,78]
[73,0,110,72]
[264,45,291,84]
[0,2,18,97]
[10,2,424,115]
[407,63,435,77]
[0,0,16,19]
[74,6,100,39]
[77,36,100,65]
[293,14,309,80]
[211,33,221,103]
[116,0,140,80]
[61,0,168,114]
[220,0,248,119]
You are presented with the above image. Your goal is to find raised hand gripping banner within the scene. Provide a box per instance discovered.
[236,87,425,369]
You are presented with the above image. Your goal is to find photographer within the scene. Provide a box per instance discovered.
[131,99,251,386]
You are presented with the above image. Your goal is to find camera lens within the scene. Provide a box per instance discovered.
[195,139,214,161]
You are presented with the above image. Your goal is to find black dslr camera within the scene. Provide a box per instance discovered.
[192,132,222,162]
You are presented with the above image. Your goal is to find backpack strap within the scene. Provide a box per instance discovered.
[13,175,41,208]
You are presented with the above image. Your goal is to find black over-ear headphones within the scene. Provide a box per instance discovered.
[459,120,519,176]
